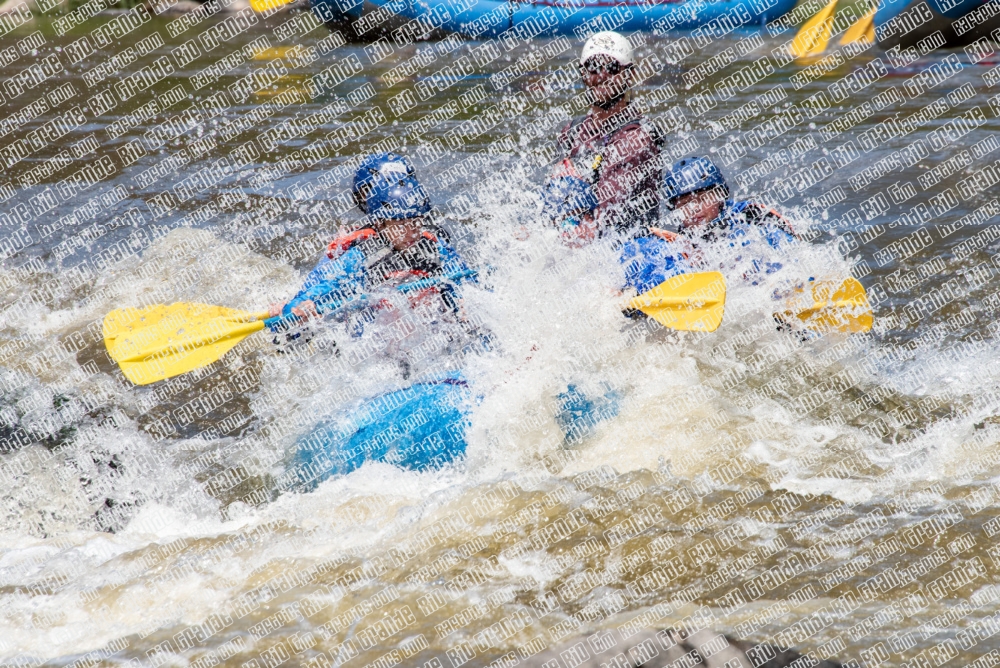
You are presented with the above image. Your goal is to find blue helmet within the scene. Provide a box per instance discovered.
[366,175,431,220]
[541,176,598,220]
[352,152,417,213]
[663,156,729,209]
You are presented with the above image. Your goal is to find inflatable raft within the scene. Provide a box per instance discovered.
[874,0,1000,49]
[312,0,799,38]
[288,376,471,490]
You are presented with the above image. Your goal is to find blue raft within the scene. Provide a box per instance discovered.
[874,0,999,48]
[312,0,799,38]
[289,377,471,490]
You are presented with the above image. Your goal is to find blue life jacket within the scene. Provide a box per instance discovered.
[620,199,796,294]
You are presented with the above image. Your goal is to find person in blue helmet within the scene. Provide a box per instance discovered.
[268,152,484,377]
[620,156,798,294]
[664,156,796,241]
[273,153,493,491]
[543,159,796,294]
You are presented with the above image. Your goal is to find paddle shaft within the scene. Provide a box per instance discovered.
[263,268,479,331]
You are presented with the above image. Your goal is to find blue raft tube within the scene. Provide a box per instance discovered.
[311,0,799,38]
[287,375,473,491]
[873,0,1000,50]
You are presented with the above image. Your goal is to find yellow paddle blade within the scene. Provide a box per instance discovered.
[792,0,838,60]
[839,6,876,45]
[775,277,873,334]
[103,303,269,386]
[248,0,293,12]
[863,19,875,43]
[626,271,726,332]
[253,46,299,60]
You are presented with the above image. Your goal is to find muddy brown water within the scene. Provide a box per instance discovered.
[1,7,1000,667]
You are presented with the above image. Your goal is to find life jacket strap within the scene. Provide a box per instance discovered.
[647,226,678,242]
[327,228,377,259]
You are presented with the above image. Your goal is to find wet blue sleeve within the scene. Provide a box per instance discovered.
[749,226,797,282]
[619,236,689,294]
[764,226,796,250]
[438,240,475,284]
[285,248,367,316]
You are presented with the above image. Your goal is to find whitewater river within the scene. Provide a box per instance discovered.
[1,6,1000,667]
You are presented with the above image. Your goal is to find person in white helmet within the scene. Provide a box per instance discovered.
[554,30,663,237]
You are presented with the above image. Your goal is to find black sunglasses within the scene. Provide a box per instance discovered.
[581,59,622,75]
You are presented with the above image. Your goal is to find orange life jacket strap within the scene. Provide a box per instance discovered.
[327,228,377,259]
[648,227,679,242]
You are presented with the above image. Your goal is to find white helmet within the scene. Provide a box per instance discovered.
[580,31,635,67]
